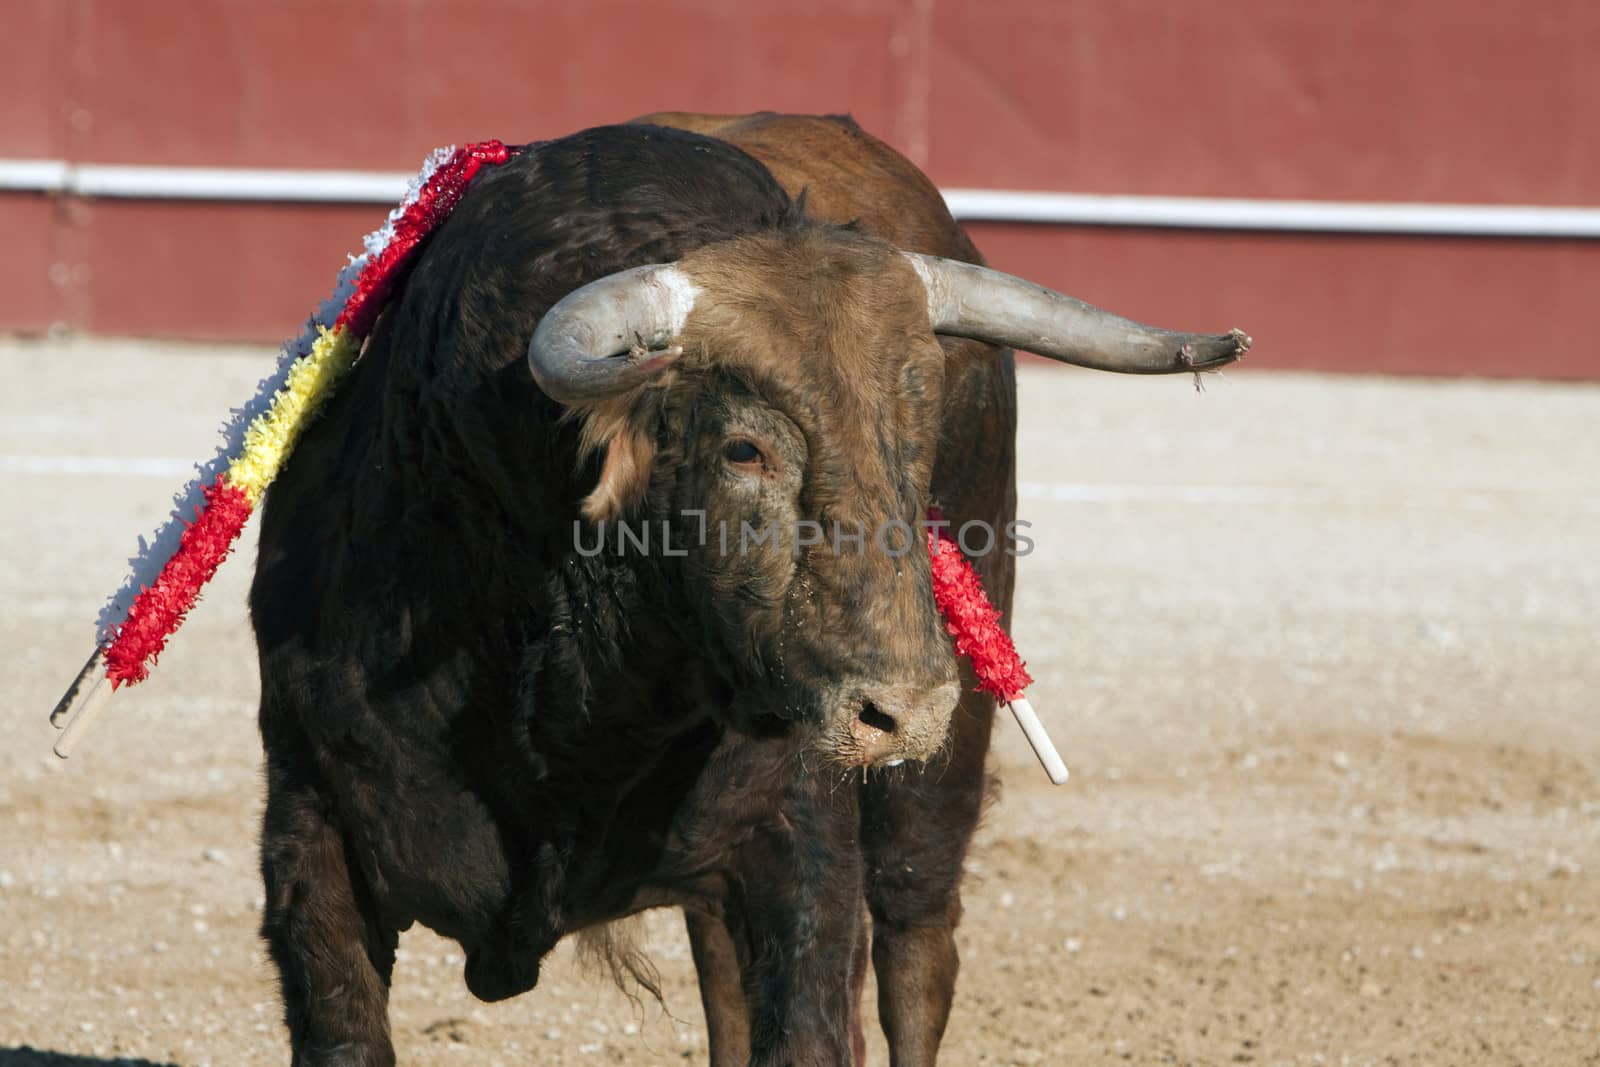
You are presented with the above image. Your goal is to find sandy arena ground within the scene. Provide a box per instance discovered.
[1,337,1596,1066]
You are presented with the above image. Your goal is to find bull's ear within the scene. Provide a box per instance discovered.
[580,424,656,523]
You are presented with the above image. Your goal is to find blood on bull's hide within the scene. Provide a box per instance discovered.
[249,112,1246,1066]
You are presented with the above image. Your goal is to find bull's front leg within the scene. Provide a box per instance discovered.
[730,788,866,1067]
[684,902,753,1066]
[861,689,995,1066]
[688,895,871,1067]
[261,752,397,1067]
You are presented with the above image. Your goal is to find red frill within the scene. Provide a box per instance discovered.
[926,508,1034,702]
[104,139,516,687]
[336,140,511,336]
[104,478,253,686]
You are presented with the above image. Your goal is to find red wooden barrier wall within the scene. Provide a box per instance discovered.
[3,0,1598,377]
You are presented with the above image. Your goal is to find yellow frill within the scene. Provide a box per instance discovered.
[225,325,361,504]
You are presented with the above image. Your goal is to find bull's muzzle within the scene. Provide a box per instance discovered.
[843,680,960,766]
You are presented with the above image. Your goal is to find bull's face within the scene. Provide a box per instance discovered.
[581,229,962,767]
[529,219,1249,766]
[671,368,960,766]
[678,239,964,763]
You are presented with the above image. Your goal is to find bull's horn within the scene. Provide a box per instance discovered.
[902,253,1250,374]
[528,264,702,405]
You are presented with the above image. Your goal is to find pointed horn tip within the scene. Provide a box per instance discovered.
[1177,329,1251,372]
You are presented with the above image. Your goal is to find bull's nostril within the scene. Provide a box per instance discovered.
[858,701,897,735]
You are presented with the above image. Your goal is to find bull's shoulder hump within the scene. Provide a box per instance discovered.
[638,111,980,265]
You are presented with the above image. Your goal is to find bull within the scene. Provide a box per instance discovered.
[250,111,1246,1065]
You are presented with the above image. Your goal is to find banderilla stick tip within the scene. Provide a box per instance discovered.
[51,647,114,759]
[1007,696,1069,785]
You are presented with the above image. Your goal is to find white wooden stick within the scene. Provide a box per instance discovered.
[50,648,104,728]
[51,648,113,758]
[1007,697,1069,785]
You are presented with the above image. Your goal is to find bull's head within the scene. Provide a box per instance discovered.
[529,227,1248,769]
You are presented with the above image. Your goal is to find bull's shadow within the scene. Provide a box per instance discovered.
[0,1050,180,1067]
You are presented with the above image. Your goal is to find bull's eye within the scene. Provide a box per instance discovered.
[723,439,763,466]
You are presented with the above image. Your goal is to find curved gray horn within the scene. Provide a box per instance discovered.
[902,253,1250,374]
[528,264,701,405]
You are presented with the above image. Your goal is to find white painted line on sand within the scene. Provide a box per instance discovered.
[1020,481,1304,505]
[1018,480,1600,513]
[5,457,1594,513]
[0,415,100,433]
[1,454,196,478]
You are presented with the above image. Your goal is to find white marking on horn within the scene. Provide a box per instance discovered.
[656,267,702,338]
[901,252,946,325]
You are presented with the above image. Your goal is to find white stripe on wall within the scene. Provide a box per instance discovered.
[939,189,1600,238]
[2,158,1598,238]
